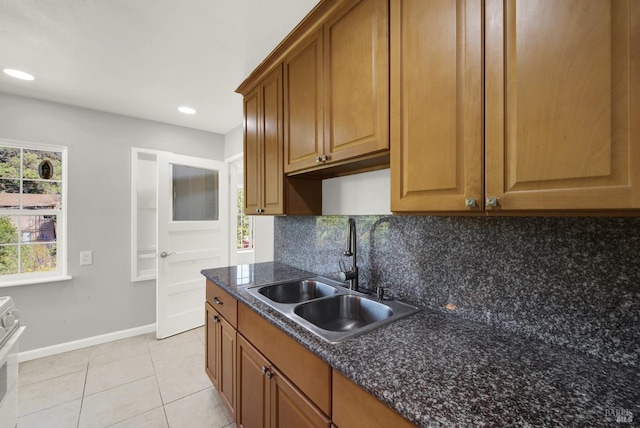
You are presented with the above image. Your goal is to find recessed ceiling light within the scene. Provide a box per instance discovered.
[178,106,196,115]
[3,69,35,81]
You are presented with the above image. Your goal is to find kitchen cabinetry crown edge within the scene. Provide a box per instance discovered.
[235,0,343,95]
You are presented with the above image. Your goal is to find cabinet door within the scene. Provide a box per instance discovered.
[323,0,389,163]
[390,0,483,213]
[219,316,236,420]
[485,0,640,210]
[270,366,330,428]
[244,87,262,214]
[237,334,271,428]
[284,29,324,173]
[262,66,285,215]
[205,303,219,388]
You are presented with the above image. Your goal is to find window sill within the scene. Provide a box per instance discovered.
[0,275,73,288]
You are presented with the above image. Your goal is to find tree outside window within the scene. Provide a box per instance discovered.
[237,188,254,250]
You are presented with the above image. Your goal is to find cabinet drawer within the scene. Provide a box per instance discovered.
[206,280,238,328]
[238,303,332,416]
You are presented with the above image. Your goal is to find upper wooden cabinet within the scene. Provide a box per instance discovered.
[485,0,640,211]
[390,0,483,213]
[284,0,390,175]
[283,30,324,173]
[392,0,640,213]
[243,66,322,216]
[322,0,389,165]
[244,66,285,215]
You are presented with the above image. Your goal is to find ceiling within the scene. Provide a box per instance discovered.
[0,0,320,134]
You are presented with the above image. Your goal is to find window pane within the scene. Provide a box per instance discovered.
[22,181,62,210]
[18,215,57,243]
[172,165,219,221]
[0,245,18,275]
[21,243,57,273]
[0,180,20,209]
[23,149,62,180]
[236,188,254,249]
[0,147,20,179]
[0,216,19,244]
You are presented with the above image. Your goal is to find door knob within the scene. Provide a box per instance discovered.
[160,251,175,258]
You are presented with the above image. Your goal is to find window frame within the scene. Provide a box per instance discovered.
[0,139,70,287]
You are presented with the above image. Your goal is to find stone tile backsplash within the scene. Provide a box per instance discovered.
[274,215,640,367]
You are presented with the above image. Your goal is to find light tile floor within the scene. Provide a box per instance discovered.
[17,327,236,428]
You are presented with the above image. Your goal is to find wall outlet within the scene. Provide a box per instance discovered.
[80,251,93,266]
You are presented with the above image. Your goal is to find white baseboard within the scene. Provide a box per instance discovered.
[18,324,156,363]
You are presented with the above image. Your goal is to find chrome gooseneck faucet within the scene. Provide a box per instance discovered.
[339,218,359,291]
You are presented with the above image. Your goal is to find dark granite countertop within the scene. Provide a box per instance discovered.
[202,262,639,427]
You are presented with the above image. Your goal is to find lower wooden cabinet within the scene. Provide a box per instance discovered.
[205,302,237,420]
[271,365,330,428]
[205,302,219,386]
[237,333,270,428]
[237,303,331,415]
[237,334,330,428]
[332,370,414,428]
[205,282,415,428]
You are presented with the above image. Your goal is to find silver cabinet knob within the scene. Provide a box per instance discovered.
[464,198,477,208]
[486,197,498,207]
[315,156,321,163]
[320,154,328,162]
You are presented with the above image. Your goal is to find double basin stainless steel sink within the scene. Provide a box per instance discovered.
[245,277,420,343]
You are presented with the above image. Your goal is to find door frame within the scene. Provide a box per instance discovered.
[131,147,232,338]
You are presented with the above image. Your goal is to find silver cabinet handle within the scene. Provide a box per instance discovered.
[213,297,223,305]
[465,198,477,208]
[320,154,328,162]
[160,251,175,258]
[486,197,498,207]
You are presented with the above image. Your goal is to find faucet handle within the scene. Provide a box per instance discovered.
[339,259,347,273]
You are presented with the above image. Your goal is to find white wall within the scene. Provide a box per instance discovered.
[0,93,225,352]
[224,125,243,159]
[322,169,391,215]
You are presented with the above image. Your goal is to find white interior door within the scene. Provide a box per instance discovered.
[156,152,229,339]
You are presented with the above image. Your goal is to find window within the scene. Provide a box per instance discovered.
[0,140,68,286]
[236,188,254,250]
